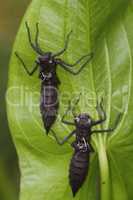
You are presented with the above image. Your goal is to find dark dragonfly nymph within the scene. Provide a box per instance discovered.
[52,97,121,197]
[15,22,93,134]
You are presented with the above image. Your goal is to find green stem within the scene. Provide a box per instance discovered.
[97,136,111,200]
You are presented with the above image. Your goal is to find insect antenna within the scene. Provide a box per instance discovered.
[25,21,44,55]
[53,30,73,57]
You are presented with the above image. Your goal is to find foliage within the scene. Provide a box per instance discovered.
[7,0,133,199]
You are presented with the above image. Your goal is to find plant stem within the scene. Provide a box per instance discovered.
[97,136,111,200]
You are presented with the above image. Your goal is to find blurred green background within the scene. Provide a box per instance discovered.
[0,1,30,199]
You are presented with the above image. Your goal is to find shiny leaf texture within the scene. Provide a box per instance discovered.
[7,0,133,200]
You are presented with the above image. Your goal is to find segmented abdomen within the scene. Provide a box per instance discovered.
[69,150,90,197]
[40,83,59,134]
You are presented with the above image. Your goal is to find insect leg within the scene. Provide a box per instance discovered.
[60,53,93,67]
[53,31,72,57]
[58,52,93,75]
[51,130,75,145]
[92,98,106,126]
[25,22,43,55]
[15,52,38,76]
[91,113,122,134]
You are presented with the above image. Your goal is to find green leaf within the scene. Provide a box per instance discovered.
[7,0,133,200]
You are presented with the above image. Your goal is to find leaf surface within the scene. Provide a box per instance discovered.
[7,0,133,199]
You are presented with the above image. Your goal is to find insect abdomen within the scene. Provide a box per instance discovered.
[69,151,90,197]
[40,83,59,134]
